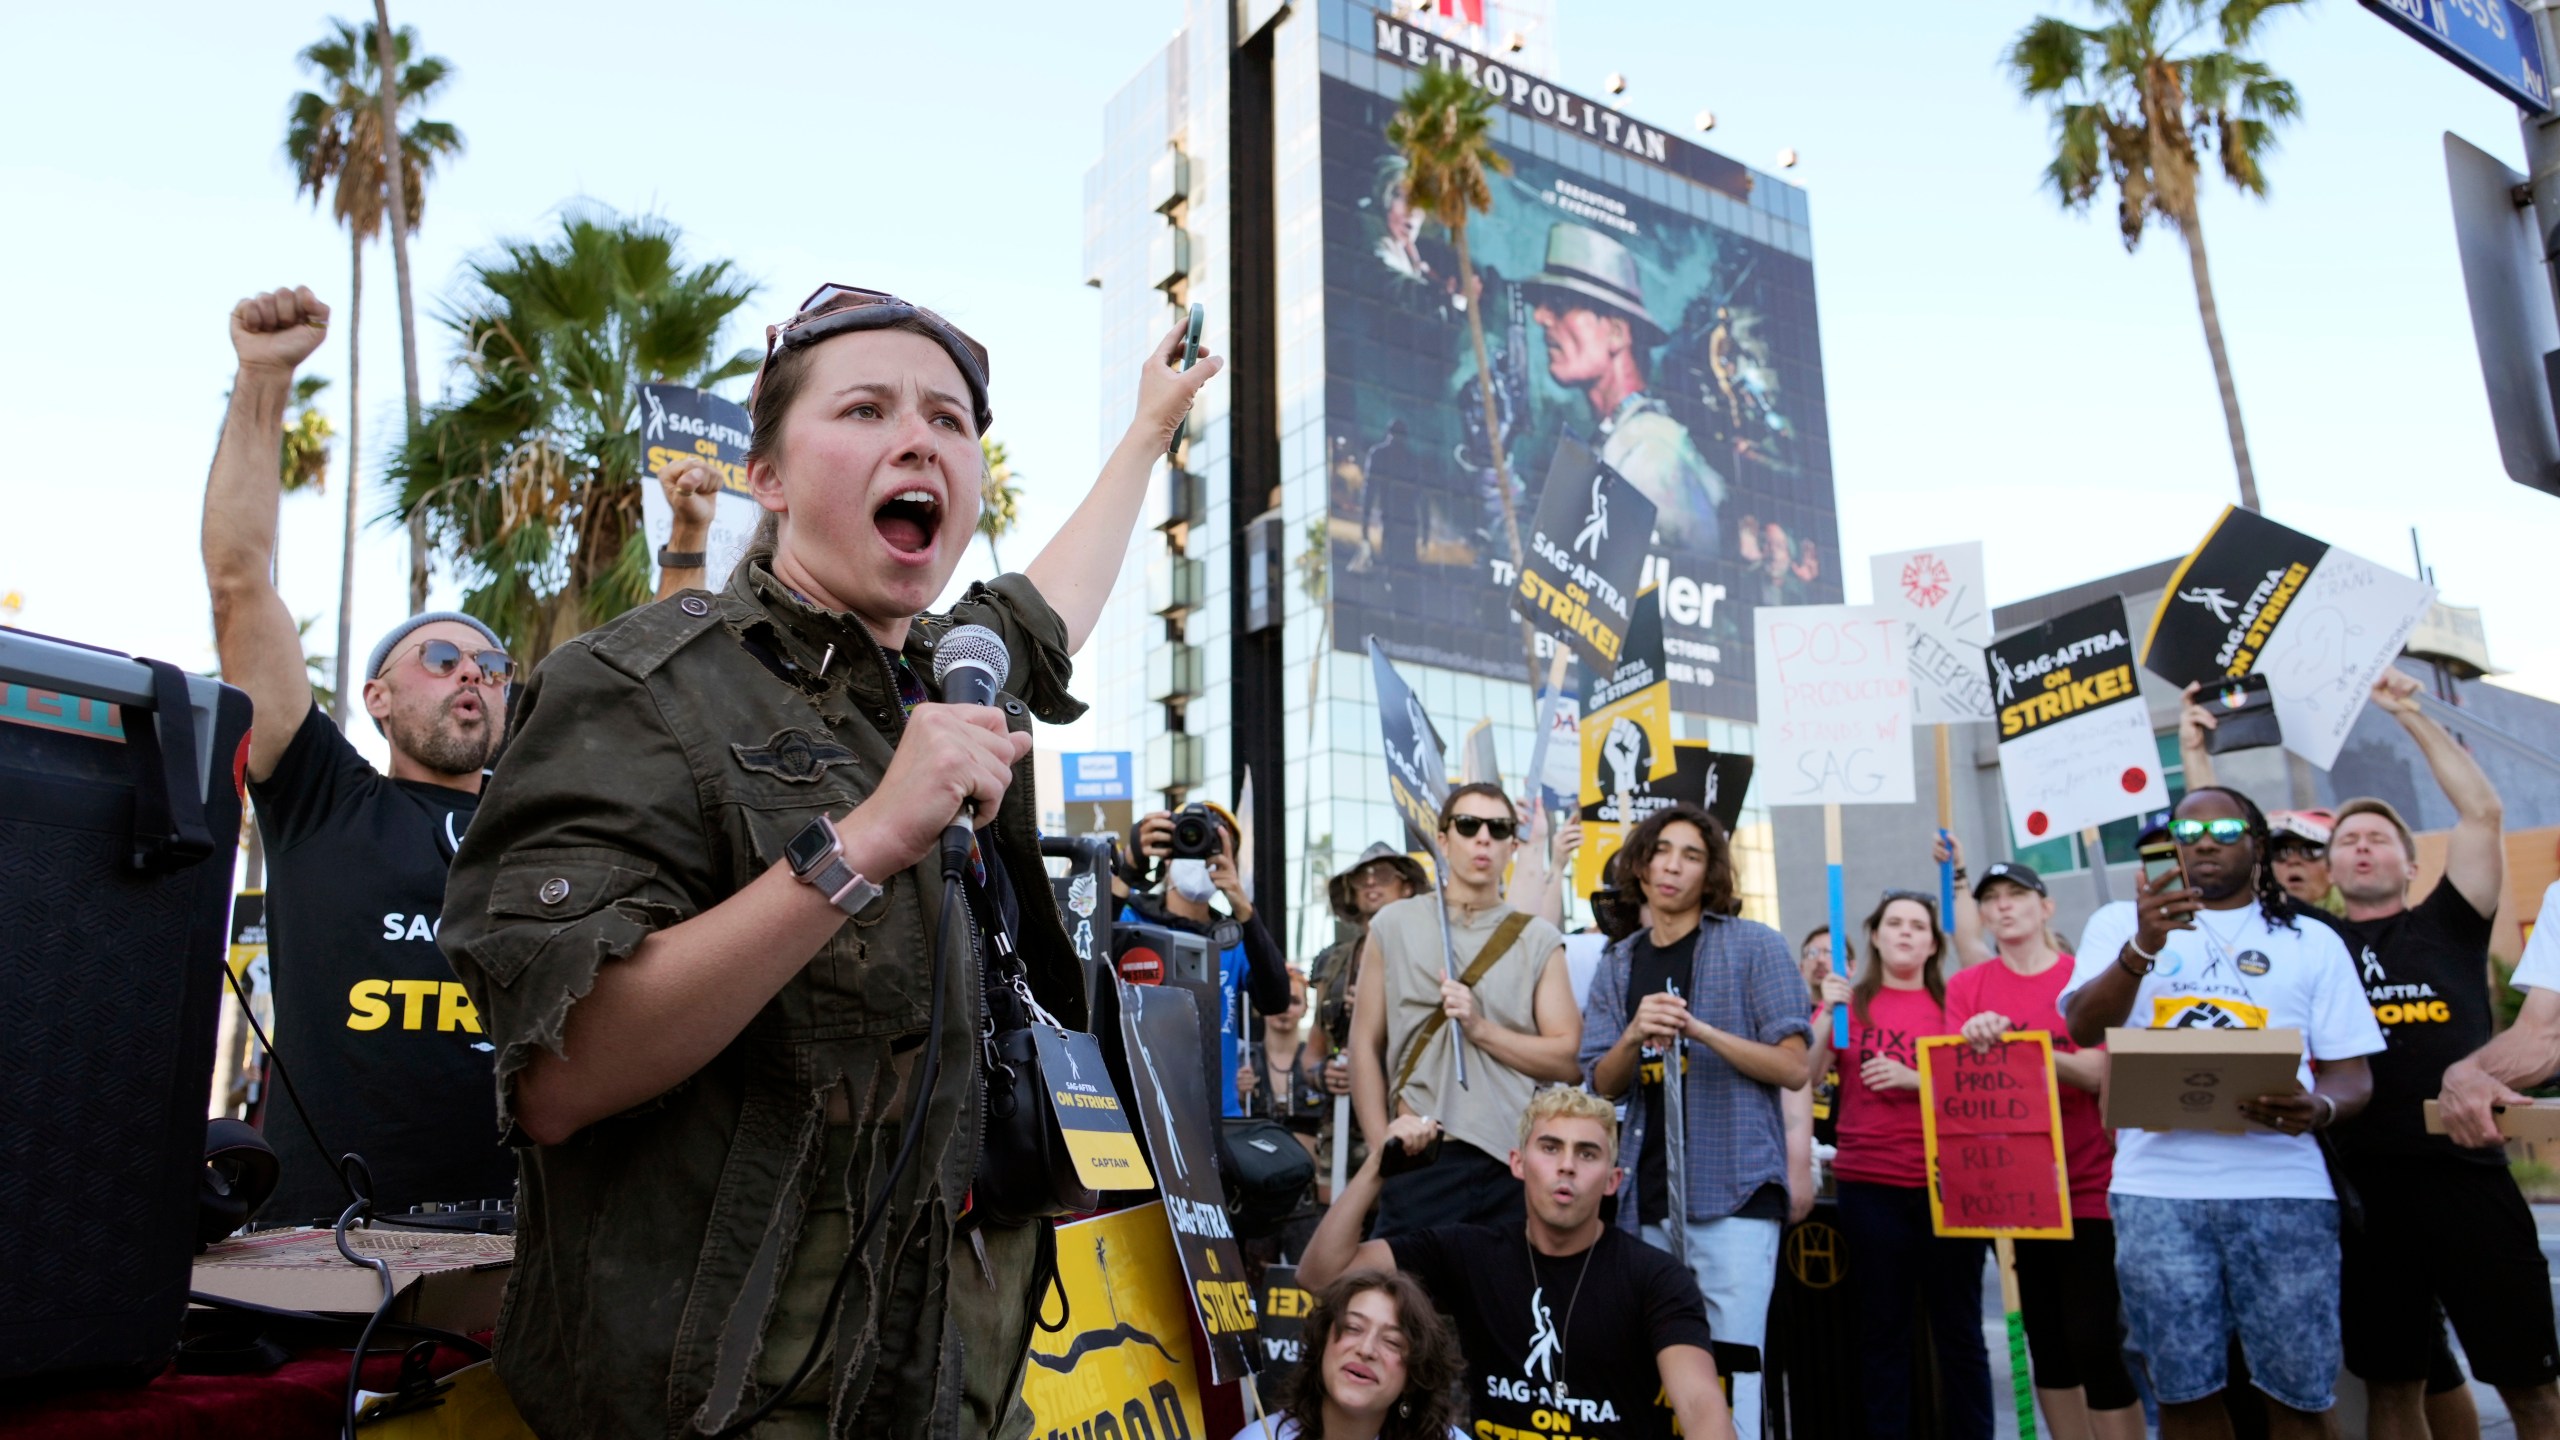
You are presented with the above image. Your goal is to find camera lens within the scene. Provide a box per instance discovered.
[1168,808,1219,859]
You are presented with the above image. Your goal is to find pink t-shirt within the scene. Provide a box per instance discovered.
[1832,985,1949,1188]
[1944,955,2113,1220]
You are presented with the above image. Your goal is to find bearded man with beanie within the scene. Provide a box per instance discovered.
[202,286,518,1224]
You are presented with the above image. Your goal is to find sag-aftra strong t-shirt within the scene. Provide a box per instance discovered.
[2062,899,2383,1202]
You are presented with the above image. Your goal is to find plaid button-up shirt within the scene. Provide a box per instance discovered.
[1577,911,1811,1226]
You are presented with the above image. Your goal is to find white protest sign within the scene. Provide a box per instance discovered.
[1987,595,2168,846]
[1752,605,1916,807]
[2253,550,2436,770]
[638,383,759,590]
[1870,542,1994,724]
[2142,508,2438,771]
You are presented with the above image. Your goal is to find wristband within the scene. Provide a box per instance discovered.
[658,547,706,569]
[2117,937,2159,977]
[2311,1092,2337,1130]
[1952,867,1969,881]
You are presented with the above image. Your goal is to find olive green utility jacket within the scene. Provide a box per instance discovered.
[440,552,1087,1438]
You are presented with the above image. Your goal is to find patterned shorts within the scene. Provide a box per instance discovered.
[2111,1194,2341,1413]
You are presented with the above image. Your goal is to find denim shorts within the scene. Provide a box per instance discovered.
[2111,1194,2341,1413]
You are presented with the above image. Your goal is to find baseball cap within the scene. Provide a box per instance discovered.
[1972,861,2048,899]
[2266,810,2334,848]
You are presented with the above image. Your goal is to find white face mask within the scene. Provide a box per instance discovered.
[1168,858,1218,903]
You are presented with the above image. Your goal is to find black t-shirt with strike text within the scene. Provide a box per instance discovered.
[2320,885,2503,1165]
[248,707,516,1223]
[1627,926,1693,1226]
[1389,1222,1716,1440]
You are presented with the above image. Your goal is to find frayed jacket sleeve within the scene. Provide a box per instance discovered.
[947,573,1086,726]
[437,640,709,1138]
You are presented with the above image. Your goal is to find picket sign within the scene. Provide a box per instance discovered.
[1919,1033,2072,1440]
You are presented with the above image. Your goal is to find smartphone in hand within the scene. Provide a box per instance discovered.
[1171,302,1205,455]
[2139,835,2185,893]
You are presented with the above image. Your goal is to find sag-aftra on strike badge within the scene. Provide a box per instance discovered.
[1030,1026,1153,1192]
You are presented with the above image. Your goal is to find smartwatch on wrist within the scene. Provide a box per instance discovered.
[786,816,883,917]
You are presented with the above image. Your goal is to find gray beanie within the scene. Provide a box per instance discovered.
[366,611,506,683]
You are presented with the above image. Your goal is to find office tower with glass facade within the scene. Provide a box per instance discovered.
[1083,0,1836,942]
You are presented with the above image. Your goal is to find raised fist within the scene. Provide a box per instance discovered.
[230,286,329,375]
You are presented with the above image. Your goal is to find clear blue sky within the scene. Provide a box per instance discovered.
[3,0,2549,777]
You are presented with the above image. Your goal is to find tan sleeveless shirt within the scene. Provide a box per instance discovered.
[1371,893,1566,1162]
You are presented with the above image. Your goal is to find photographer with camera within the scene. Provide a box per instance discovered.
[1119,802,1292,1118]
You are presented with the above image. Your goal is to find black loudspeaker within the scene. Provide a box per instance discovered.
[0,628,251,1391]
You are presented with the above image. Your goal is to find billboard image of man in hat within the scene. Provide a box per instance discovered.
[1524,221,1725,551]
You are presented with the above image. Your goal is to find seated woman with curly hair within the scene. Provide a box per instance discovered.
[1237,1270,1466,1440]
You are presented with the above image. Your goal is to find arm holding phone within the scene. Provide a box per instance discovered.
[2062,866,2198,1048]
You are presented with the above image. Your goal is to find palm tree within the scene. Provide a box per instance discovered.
[1388,66,1540,690]
[977,435,1021,572]
[2009,0,2303,513]
[286,16,460,720]
[281,376,335,498]
[370,1,439,613]
[391,211,757,670]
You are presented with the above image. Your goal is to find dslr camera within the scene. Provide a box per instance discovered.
[1167,803,1225,860]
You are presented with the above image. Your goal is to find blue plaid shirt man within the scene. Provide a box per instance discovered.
[1577,910,1811,1225]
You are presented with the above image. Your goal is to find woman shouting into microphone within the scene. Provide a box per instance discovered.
[440,289,1219,1440]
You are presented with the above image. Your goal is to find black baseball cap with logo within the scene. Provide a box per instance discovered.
[1973,861,2048,899]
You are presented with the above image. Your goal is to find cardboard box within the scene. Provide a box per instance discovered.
[191,1225,513,1335]
[2103,1027,2304,1133]
[2423,1098,2560,1141]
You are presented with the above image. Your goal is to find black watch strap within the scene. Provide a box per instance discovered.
[658,546,707,569]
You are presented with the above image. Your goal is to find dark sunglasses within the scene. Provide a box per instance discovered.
[1446,815,1519,841]
[1880,888,1940,913]
[757,283,992,426]
[2171,817,2250,846]
[2271,840,2327,860]
[385,637,511,685]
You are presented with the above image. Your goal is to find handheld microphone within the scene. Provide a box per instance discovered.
[931,625,1011,872]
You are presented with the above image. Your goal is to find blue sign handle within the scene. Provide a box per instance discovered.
[1939,828,1957,940]
[1828,862,1850,1048]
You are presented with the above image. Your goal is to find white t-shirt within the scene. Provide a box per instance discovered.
[2061,899,2385,1201]
[2507,881,2560,993]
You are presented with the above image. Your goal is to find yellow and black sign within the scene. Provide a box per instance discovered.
[228,890,267,980]
[1020,1202,1207,1440]
[1031,1027,1153,1192]
[1518,439,1657,676]
[2142,504,2330,687]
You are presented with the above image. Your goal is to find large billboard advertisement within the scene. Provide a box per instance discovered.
[1321,19,1840,721]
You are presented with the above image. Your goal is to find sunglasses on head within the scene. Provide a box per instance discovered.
[1446,815,1518,841]
[385,637,511,685]
[756,284,992,424]
[1880,888,1939,912]
[2171,817,2250,846]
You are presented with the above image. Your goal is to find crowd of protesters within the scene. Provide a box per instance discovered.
[192,281,2560,1440]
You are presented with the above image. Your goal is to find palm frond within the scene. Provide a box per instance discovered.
[2007,16,2096,95]
[390,211,757,666]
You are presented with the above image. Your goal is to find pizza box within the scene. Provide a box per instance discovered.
[2102,1027,2303,1133]
[2424,1098,2560,1141]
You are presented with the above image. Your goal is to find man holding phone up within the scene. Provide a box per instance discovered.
[2061,787,2382,1440]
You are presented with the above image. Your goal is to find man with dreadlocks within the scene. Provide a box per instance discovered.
[2060,786,2384,1440]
